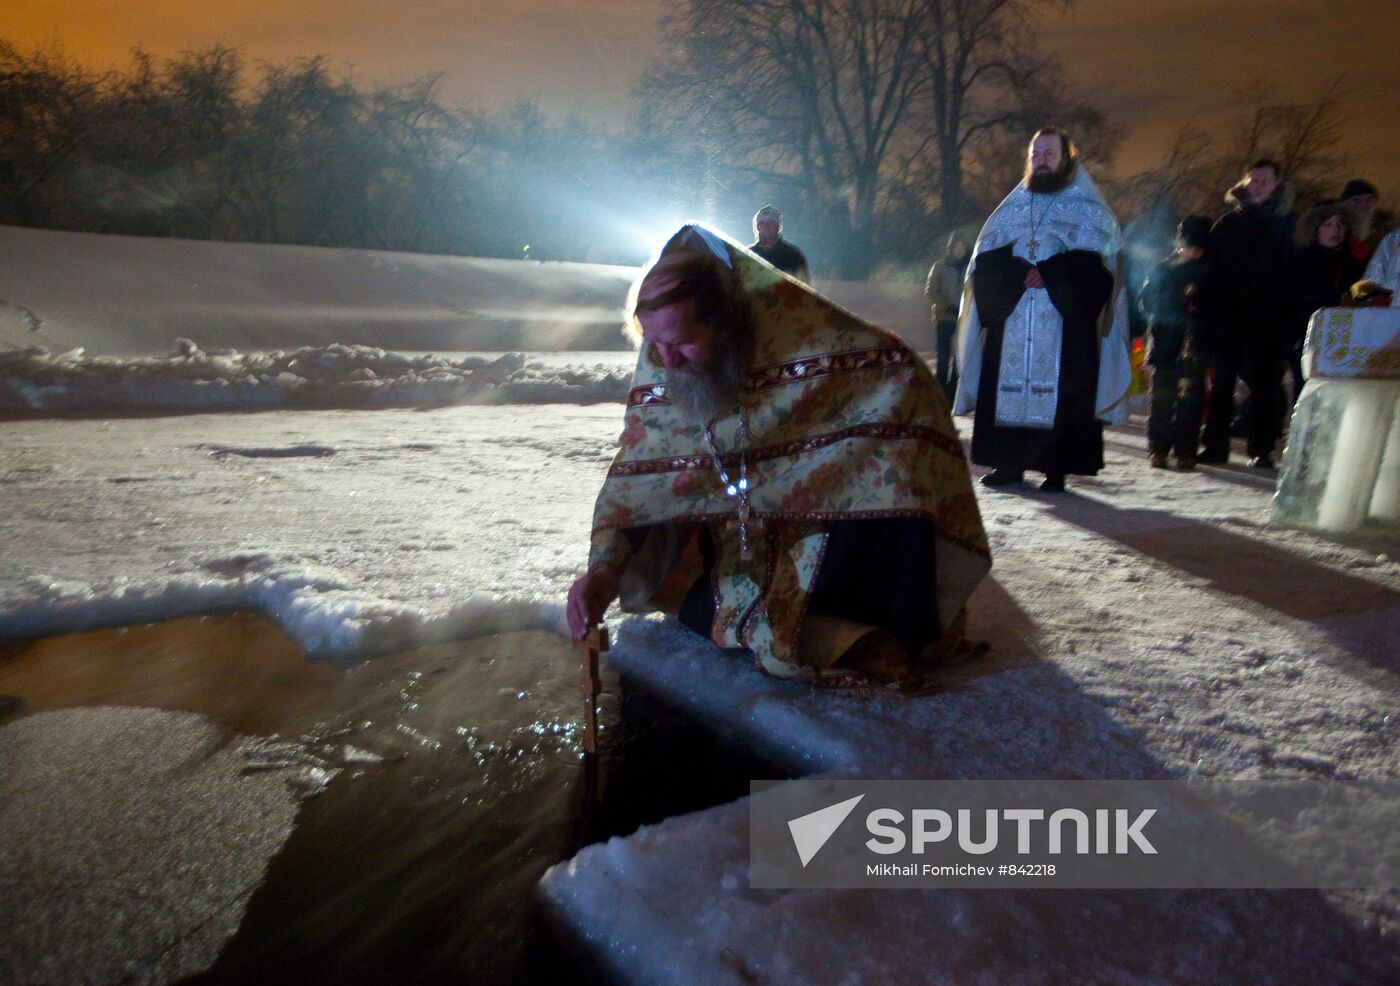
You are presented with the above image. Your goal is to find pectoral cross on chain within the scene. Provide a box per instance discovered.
[731,498,764,562]
[1027,238,1039,261]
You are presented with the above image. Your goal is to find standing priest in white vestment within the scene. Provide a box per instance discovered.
[953,128,1131,492]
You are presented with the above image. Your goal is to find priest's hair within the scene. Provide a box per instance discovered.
[627,249,750,420]
[627,250,747,343]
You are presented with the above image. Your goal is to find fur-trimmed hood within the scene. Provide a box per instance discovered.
[1295,199,1359,248]
[1225,179,1297,216]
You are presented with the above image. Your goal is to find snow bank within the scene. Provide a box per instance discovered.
[542,798,1399,985]
[0,343,631,414]
[8,555,566,661]
[540,424,1400,983]
[0,224,933,415]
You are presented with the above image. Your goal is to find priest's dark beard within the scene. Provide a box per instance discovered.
[1026,159,1077,194]
[664,342,747,423]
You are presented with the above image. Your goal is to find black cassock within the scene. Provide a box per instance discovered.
[969,243,1114,476]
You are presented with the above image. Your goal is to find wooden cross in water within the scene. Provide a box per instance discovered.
[578,624,608,755]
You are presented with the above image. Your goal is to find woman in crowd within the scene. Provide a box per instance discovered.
[1289,199,1368,406]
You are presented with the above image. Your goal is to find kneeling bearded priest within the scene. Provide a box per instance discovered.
[953,128,1131,491]
[566,224,991,691]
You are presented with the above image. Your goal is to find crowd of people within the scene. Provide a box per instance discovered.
[931,159,1398,474]
[1135,166,1395,471]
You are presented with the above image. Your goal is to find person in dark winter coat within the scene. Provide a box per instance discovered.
[1200,159,1299,469]
[924,230,972,400]
[1288,199,1368,406]
[1139,215,1213,470]
[748,205,810,282]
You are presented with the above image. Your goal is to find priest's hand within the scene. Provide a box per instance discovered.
[567,568,620,640]
[1024,266,1045,290]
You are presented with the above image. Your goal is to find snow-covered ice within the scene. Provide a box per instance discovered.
[0,707,303,986]
[4,227,1399,982]
[1,403,623,655]
[8,402,1399,981]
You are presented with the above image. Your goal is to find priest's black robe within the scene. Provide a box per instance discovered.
[969,244,1114,476]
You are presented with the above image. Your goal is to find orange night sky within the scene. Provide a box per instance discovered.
[8,0,1400,198]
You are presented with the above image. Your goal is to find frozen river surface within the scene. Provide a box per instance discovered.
[4,399,1400,983]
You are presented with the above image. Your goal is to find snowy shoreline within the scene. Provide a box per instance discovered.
[4,555,567,661]
[0,343,634,416]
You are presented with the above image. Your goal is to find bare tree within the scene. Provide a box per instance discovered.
[1229,77,1348,204]
[72,46,249,238]
[917,0,1087,225]
[0,41,105,226]
[1122,78,1350,222]
[641,0,1103,274]
[641,0,936,275]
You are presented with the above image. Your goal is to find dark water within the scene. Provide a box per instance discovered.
[187,686,784,986]
[0,614,789,986]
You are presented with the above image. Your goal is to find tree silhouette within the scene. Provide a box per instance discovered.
[640,0,1101,274]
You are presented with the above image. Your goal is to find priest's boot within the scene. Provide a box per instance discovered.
[1040,473,1066,492]
[820,630,936,696]
[979,468,1024,488]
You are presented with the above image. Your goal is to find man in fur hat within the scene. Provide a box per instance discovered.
[565,225,989,690]
[748,205,810,282]
[1200,158,1299,469]
[952,128,1132,492]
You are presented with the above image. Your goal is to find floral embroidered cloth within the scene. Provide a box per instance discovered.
[588,225,991,678]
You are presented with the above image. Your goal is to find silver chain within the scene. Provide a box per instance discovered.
[702,414,755,561]
[1026,192,1056,261]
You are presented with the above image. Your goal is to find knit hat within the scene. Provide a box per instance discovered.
[1340,178,1378,200]
[754,205,783,229]
[1176,214,1211,249]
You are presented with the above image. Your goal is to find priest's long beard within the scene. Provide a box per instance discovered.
[664,342,747,423]
[1026,159,1076,194]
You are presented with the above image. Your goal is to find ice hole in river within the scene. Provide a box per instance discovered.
[0,612,792,985]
